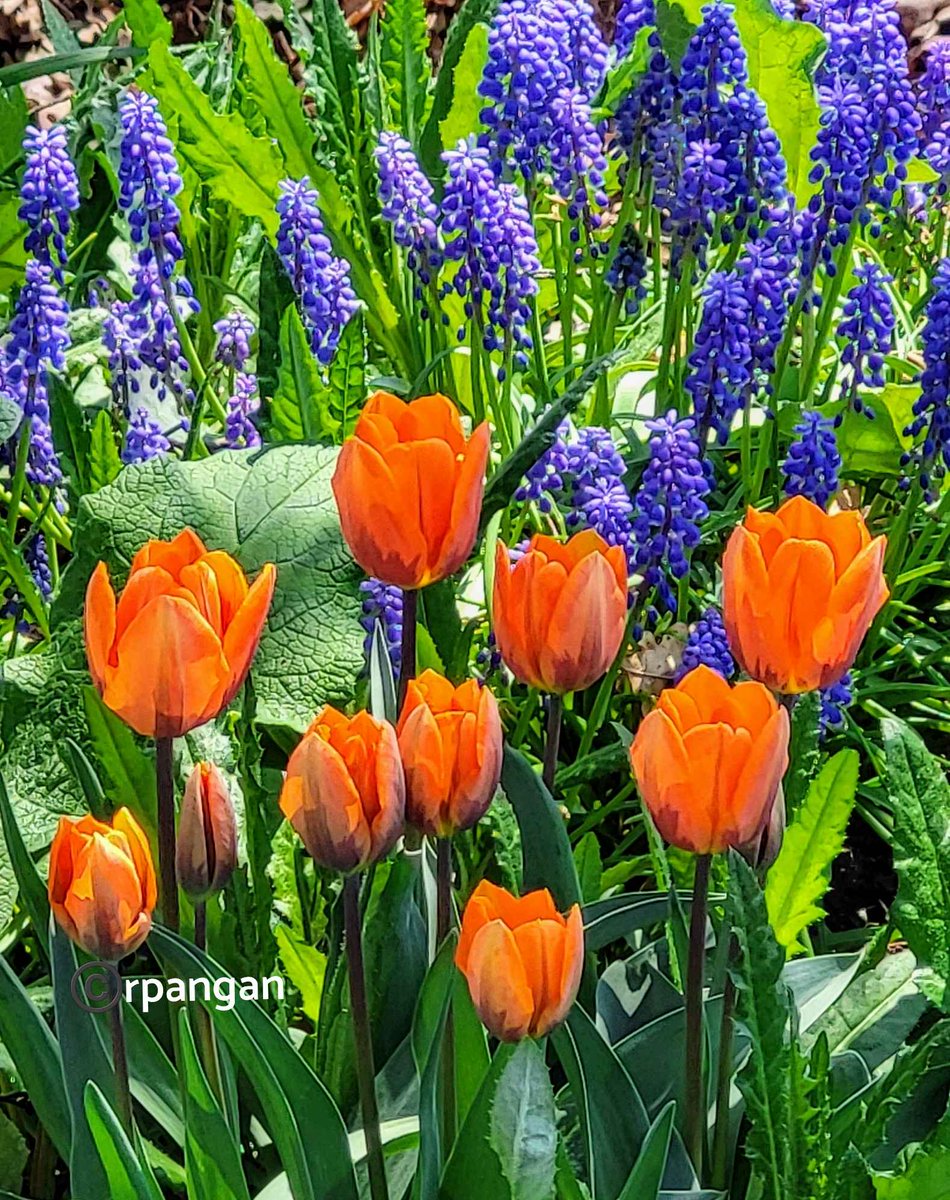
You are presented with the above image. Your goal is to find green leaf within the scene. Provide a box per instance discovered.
[0,86,29,176]
[57,445,364,731]
[381,0,430,143]
[834,386,917,477]
[785,690,821,816]
[501,745,581,913]
[89,409,122,492]
[574,833,603,904]
[258,241,296,403]
[177,1012,250,1200]
[0,394,21,443]
[270,306,337,443]
[82,687,158,836]
[275,925,326,1025]
[438,25,490,153]
[41,0,80,54]
[0,1109,27,1193]
[595,26,654,119]
[233,0,315,180]
[0,768,52,952]
[0,195,28,292]
[442,1040,557,1200]
[0,46,146,89]
[306,0,360,151]
[410,938,456,1200]
[873,1148,950,1200]
[766,749,859,954]
[582,892,671,953]
[617,1102,675,1200]
[122,0,172,45]
[83,1082,164,1200]
[884,717,950,1009]
[141,43,284,235]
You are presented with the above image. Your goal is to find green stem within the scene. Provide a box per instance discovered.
[711,972,736,1190]
[684,854,712,1176]
[542,693,563,795]
[7,417,32,536]
[109,1000,133,1137]
[155,737,179,933]
[399,588,418,711]
[436,838,457,1148]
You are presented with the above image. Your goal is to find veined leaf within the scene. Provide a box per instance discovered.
[438,26,490,154]
[89,409,122,493]
[381,0,430,144]
[275,925,326,1025]
[884,717,950,1010]
[766,749,859,955]
[121,0,172,45]
[271,306,335,443]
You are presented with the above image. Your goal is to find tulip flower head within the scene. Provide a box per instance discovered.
[630,665,790,856]
[280,706,405,873]
[397,669,503,837]
[492,529,628,694]
[456,880,583,1042]
[84,529,276,739]
[722,496,888,694]
[176,762,237,902]
[48,808,157,961]
[331,391,490,589]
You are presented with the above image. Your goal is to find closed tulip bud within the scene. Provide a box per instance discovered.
[492,530,628,694]
[331,391,490,589]
[84,529,276,739]
[176,762,237,902]
[723,496,888,694]
[48,808,157,961]
[630,665,790,856]
[397,670,502,837]
[456,881,583,1042]
[279,706,405,873]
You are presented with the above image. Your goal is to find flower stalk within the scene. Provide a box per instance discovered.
[684,852,711,1174]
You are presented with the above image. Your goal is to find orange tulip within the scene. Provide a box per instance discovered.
[456,880,583,1041]
[48,808,157,961]
[722,495,888,694]
[279,706,405,873]
[630,665,790,856]
[84,529,276,739]
[331,391,490,589]
[396,670,503,837]
[176,762,237,902]
[492,530,628,694]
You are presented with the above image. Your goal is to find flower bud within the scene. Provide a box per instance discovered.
[176,762,237,902]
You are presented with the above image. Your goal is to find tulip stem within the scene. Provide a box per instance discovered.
[399,588,418,711]
[711,972,737,1190]
[542,694,563,794]
[109,1000,134,1137]
[343,874,389,1200]
[436,839,457,1149]
[194,901,206,952]
[155,737,179,933]
[436,838,453,945]
[684,853,712,1176]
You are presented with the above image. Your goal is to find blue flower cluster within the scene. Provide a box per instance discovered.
[375,132,443,306]
[102,301,144,408]
[819,672,853,736]
[214,311,255,370]
[359,578,404,675]
[26,533,53,600]
[685,269,754,442]
[122,406,170,465]
[441,139,540,371]
[606,225,648,317]
[918,44,950,179]
[225,373,261,449]
[19,124,79,277]
[615,0,677,175]
[276,177,359,366]
[675,607,735,682]
[631,411,711,614]
[548,87,609,240]
[904,257,950,498]
[781,411,841,509]
[837,262,895,417]
[735,229,795,385]
[614,0,654,57]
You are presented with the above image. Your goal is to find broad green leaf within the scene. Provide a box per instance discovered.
[442,1040,556,1200]
[662,0,825,206]
[270,306,335,443]
[574,833,603,904]
[381,0,430,143]
[595,26,654,119]
[57,446,364,731]
[0,768,52,952]
[306,0,360,150]
[142,43,284,235]
[275,924,327,1025]
[233,0,315,180]
[41,0,79,55]
[582,892,670,953]
[766,749,859,954]
[0,86,28,176]
[438,26,490,152]
[257,241,296,402]
[0,394,21,443]
[122,0,172,44]
[0,1110,27,1193]
[834,386,918,477]
[178,1012,250,1200]
[82,687,158,837]
[0,195,27,292]
[884,717,950,1009]
[873,1147,950,1200]
[617,1102,675,1200]
[89,409,122,492]
[410,938,456,1200]
[83,1082,164,1200]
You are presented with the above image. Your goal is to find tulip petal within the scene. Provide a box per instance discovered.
[436,420,490,579]
[84,562,117,690]
[280,732,371,872]
[540,552,625,693]
[731,706,790,848]
[201,552,249,627]
[130,529,206,577]
[632,709,712,854]
[221,563,276,706]
[465,921,536,1042]
[114,566,194,646]
[400,394,466,453]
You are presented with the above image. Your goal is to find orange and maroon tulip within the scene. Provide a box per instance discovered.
[397,669,502,837]
[722,495,888,694]
[176,762,237,902]
[279,706,405,873]
[48,808,157,961]
[331,391,490,589]
[630,665,790,856]
[456,880,583,1041]
[492,529,628,694]
[84,529,276,739]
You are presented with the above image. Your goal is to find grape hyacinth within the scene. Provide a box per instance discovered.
[685,269,755,442]
[917,44,950,179]
[631,412,712,614]
[224,373,261,449]
[213,311,255,370]
[781,411,841,509]
[19,124,80,276]
[837,262,894,417]
[548,87,609,240]
[735,228,795,385]
[904,257,950,498]
[359,578,403,675]
[675,607,735,682]
[118,91,185,280]
[122,407,170,465]
[26,533,53,600]
[276,177,359,365]
[615,0,654,57]
[375,132,442,306]
[819,672,853,736]
[606,225,648,317]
